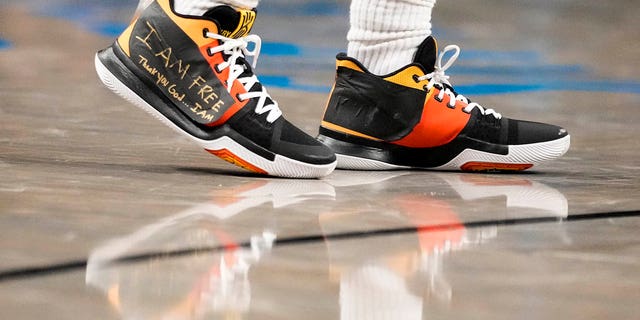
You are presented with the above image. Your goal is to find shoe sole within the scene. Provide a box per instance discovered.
[95,53,336,178]
[318,134,570,172]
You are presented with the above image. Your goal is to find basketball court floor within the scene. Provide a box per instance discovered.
[1,0,639,319]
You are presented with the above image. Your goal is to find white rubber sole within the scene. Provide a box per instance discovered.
[95,54,336,178]
[336,135,570,172]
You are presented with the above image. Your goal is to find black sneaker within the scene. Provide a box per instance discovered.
[318,36,570,172]
[95,0,336,177]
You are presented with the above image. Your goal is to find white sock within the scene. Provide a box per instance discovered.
[347,0,437,75]
[173,0,259,15]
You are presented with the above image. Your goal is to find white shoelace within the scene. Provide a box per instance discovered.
[418,45,502,120]
[205,31,283,123]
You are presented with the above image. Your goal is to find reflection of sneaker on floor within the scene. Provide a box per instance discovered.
[318,36,570,172]
[86,176,339,318]
[438,174,568,218]
[95,0,336,178]
[323,171,411,188]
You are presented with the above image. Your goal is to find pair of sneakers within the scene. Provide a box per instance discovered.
[95,0,570,178]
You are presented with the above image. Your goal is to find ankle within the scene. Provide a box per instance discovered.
[347,0,436,75]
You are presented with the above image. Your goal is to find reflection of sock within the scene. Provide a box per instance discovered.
[341,264,422,320]
[173,0,259,15]
[347,0,436,75]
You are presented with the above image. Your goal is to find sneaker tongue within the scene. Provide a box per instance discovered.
[413,36,438,73]
[204,5,257,38]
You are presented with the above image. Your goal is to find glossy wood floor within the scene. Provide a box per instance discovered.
[1,0,639,319]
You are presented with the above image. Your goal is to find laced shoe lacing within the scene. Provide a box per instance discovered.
[417,45,502,120]
[205,31,283,123]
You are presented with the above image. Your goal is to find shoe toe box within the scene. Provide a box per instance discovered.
[508,119,569,145]
[273,120,337,165]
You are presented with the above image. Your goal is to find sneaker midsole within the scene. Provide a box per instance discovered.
[318,127,508,168]
[318,127,569,169]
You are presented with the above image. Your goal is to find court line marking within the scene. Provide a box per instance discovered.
[0,209,638,283]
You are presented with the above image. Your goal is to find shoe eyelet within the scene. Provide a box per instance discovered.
[202,28,209,38]
[412,74,420,83]
[434,95,443,103]
[423,85,429,91]
[207,49,215,57]
[447,103,456,109]
[214,64,221,72]
[235,93,245,102]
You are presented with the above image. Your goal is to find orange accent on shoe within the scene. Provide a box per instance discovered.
[383,66,430,91]
[117,22,136,57]
[321,121,383,142]
[393,88,471,148]
[200,45,249,127]
[336,59,364,72]
[206,149,268,174]
[321,83,337,120]
[461,162,533,172]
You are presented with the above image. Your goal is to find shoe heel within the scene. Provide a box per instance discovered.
[95,51,183,135]
[317,134,408,170]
